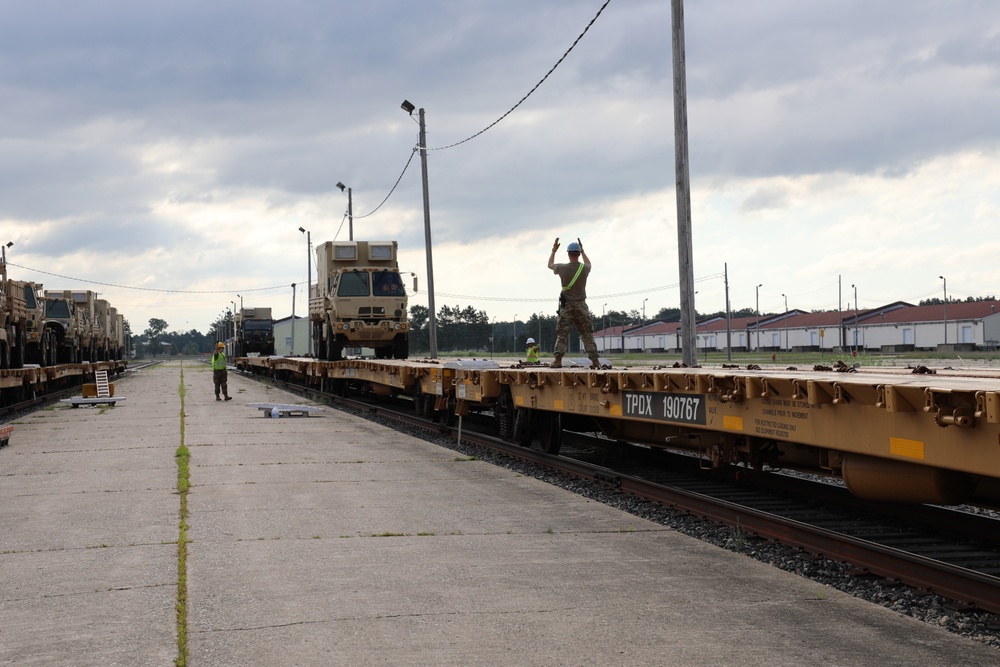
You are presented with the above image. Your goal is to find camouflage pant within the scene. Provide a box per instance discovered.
[554,299,599,359]
[213,368,228,397]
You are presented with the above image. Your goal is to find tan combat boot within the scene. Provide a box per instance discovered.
[549,355,563,369]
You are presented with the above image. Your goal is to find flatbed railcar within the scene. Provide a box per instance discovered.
[0,359,128,408]
[236,355,1000,508]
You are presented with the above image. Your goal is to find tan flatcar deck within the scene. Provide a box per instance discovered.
[236,356,1000,505]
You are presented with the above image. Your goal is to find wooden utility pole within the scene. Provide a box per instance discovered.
[672,0,698,366]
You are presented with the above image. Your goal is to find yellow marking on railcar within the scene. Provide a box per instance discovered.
[554,399,564,410]
[515,395,524,406]
[890,437,926,460]
[723,415,744,431]
[610,404,622,416]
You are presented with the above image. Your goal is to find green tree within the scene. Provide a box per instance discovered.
[144,318,169,356]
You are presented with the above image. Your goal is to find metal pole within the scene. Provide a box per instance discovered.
[782,294,788,352]
[347,188,354,242]
[671,0,697,366]
[940,276,948,345]
[306,232,312,355]
[755,283,762,352]
[724,263,732,361]
[852,284,859,352]
[417,108,438,358]
[290,283,296,355]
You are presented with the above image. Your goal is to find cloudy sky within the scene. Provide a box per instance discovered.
[3,0,999,336]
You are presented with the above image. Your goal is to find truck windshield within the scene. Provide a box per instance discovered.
[372,271,405,296]
[338,271,370,297]
[244,320,272,331]
[46,301,71,318]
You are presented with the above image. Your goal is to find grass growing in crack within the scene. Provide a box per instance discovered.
[175,366,190,667]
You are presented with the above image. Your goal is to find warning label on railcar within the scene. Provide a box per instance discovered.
[622,391,707,425]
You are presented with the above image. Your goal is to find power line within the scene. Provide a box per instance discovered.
[352,0,613,220]
[7,263,287,294]
[425,0,614,152]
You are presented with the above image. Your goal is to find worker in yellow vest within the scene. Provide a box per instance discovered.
[212,342,232,401]
[526,337,540,364]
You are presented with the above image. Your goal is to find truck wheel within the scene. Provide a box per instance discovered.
[0,341,9,369]
[11,330,24,369]
[392,335,409,360]
[329,336,343,361]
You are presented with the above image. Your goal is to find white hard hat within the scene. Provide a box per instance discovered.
[526,337,535,344]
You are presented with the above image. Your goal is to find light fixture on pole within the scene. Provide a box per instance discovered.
[401,99,437,358]
[940,275,948,345]
[299,227,313,355]
[335,183,353,241]
[1,241,11,265]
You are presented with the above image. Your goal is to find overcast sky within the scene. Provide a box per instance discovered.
[3,0,999,336]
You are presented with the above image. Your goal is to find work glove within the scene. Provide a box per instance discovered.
[552,237,560,253]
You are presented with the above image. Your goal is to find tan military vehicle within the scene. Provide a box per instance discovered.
[309,240,412,361]
[1,264,52,367]
[43,292,84,364]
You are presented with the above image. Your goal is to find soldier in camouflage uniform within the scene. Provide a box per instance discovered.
[547,237,601,368]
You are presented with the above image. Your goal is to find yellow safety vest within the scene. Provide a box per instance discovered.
[526,345,539,363]
[211,352,227,370]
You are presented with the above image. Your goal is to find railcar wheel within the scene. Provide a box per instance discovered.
[538,412,562,455]
[512,408,535,448]
[497,387,517,442]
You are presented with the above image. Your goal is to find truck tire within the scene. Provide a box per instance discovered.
[392,334,409,360]
[328,335,343,361]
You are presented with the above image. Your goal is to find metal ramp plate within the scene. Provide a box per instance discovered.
[61,397,125,407]
[246,403,325,418]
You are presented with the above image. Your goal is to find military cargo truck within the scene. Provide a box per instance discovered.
[1,273,51,367]
[235,306,275,357]
[94,298,113,360]
[43,293,83,364]
[309,240,411,361]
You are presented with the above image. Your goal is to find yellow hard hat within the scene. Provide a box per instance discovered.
[217,342,224,349]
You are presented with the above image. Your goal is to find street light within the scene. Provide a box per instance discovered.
[298,227,313,355]
[335,183,353,241]
[1,241,11,264]
[755,283,762,352]
[940,275,948,345]
[401,99,438,358]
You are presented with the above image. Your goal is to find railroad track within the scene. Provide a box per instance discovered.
[248,369,1000,617]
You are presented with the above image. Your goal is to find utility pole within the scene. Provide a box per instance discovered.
[724,263,732,362]
[672,0,697,366]
[291,283,296,355]
[417,108,438,358]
